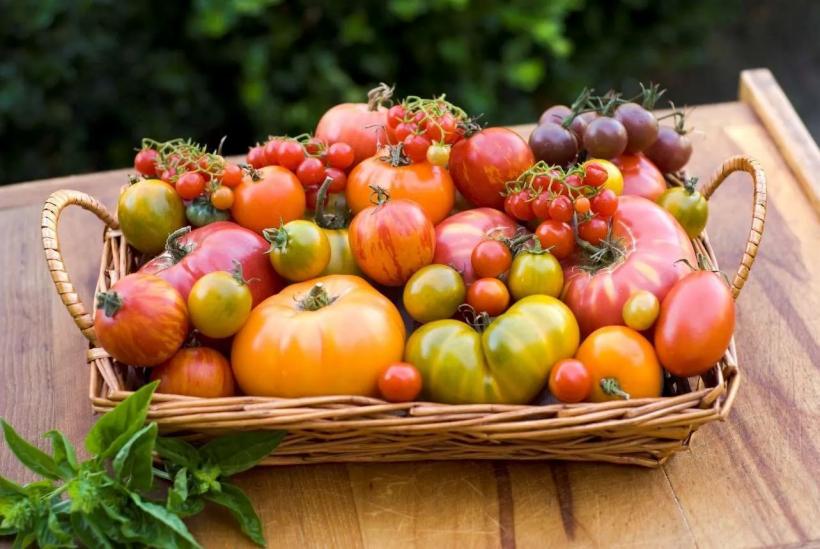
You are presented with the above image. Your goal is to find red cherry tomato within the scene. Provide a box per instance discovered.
[583,162,609,187]
[264,139,282,166]
[591,189,619,217]
[246,146,267,169]
[504,191,535,221]
[565,174,582,188]
[387,105,405,129]
[175,171,206,200]
[548,195,573,222]
[221,162,243,188]
[471,240,513,279]
[277,141,305,172]
[403,134,432,163]
[134,149,159,177]
[326,142,355,170]
[467,278,510,316]
[304,136,325,156]
[393,122,416,142]
[574,196,591,214]
[548,359,592,403]
[535,220,575,259]
[578,217,608,245]
[296,157,326,187]
[378,362,423,402]
[324,167,348,192]
[531,192,552,220]
[532,175,551,192]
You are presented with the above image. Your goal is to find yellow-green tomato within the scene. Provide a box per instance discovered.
[118,179,186,255]
[188,271,252,338]
[320,228,361,276]
[264,220,330,281]
[622,290,660,331]
[402,264,466,323]
[657,184,708,239]
[507,250,563,301]
[405,295,579,404]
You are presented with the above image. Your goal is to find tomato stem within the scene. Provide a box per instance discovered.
[262,224,290,253]
[165,226,194,262]
[313,177,349,230]
[380,143,411,167]
[367,82,395,111]
[368,185,391,206]
[298,283,337,311]
[458,304,492,333]
[600,377,630,400]
[95,291,122,318]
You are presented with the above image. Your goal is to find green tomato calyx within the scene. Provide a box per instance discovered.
[683,176,699,195]
[263,223,290,253]
[298,283,337,311]
[165,226,194,262]
[96,291,123,318]
[600,377,630,400]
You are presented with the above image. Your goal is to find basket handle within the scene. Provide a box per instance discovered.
[42,190,119,345]
[699,155,767,298]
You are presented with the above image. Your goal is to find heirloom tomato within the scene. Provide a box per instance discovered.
[94,273,188,366]
[548,359,592,403]
[562,196,696,336]
[186,196,230,227]
[612,153,667,201]
[264,220,331,282]
[150,347,236,398]
[466,278,510,316]
[576,326,663,402]
[449,127,534,209]
[378,363,423,403]
[657,178,709,239]
[403,264,466,323]
[231,166,306,234]
[582,159,623,196]
[319,228,361,276]
[315,85,391,166]
[232,275,406,397]
[434,208,518,285]
[507,248,563,301]
[655,271,735,377]
[405,295,579,404]
[187,269,252,339]
[471,239,512,279]
[141,222,282,307]
[118,179,186,255]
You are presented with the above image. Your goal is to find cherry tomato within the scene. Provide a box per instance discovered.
[247,145,267,169]
[387,105,405,129]
[504,191,534,222]
[591,189,619,217]
[134,148,159,177]
[296,157,326,187]
[264,220,331,281]
[188,270,253,338]
[304,136,325,156]
[532,175,551,192]
[548,359,592,403]
[277,140,305,172]
[264,139,282,166]
[471,240,513,279]
[466,278,510,316]
[578,217,608,245]
[439,113,459,144]
[583,159,624,195]
[548,195,573,222]
[393,122,416,142]
[221,162,243,188]
[423,117,444,142]
[531,192,552,220]
[326,142,355,170]
[565,174,582,188]
[210,186,234,210]
[426,143,450,166]
[535,220,575,259]
[574,196,591,214]
[622,290,660,331]
[583,162,609,187]
[324,167,348,192]
[175,171,206,200]
[403,134,432,163]
[378,362,423,402]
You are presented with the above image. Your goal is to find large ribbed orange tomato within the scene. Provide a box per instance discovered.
[348,195,436,286]
[231,275,406,397]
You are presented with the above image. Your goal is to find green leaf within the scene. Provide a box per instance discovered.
[113,423,157,491]
[38,509,73,548]
[85,381,158,458]
[0,475,25,497]
[166,467,205,516]
[11,530,36,548]
[200,431,285,476]
[155,437,200,469]
[205,482,265,546]
[45,431,79,479]
[129,492,201,549]
[70,512,114,549]
[0,421,62,480]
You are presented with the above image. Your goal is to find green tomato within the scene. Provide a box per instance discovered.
[264,220,330,281]
[186,196,230,227]
[404,295,579,404]
[507,250,563,301]
[320,228,361,276]
[402,264,466,323]
[118,179,186,255]
[657,184,708,239]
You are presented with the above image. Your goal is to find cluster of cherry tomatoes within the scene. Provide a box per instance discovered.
[385,96,468,166]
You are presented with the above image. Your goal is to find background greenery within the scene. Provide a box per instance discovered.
[0,0,752,183]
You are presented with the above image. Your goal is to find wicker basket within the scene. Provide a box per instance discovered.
[41,155,766,467]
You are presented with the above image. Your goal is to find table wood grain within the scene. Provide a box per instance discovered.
[1,70,818,548]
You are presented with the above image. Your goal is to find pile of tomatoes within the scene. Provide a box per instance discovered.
[103,83,732,407]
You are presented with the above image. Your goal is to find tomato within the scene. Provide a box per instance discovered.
[403,264,466,323]
[118,179,186,255]
[150,347,235,398]
[175,171,206,200]
[578,216,608,245]
[612,153,666,201]
[449,127,534,209]
[548,196,573,222]
[378,363,423,402]
[466,278,509,316]
[220,162,243,188]
[141,221,283,307]
[403,134,432,163]
[576,326,663,401]
[346,154,455,224]
[231,166,306,234]
[387,104,405,128]
[232,275,406,397]
[296,157,326,187]
[574,196,591,214]
[583,159,623,195]
[319,228,361,276]
[94,273,188,366]
[657,182,709,239]
[405,295,579,404]
[210,186,234,210]
[582,162,608,187]
[622,290,660,331]
[535,220,575,259]
[531,192,552,220]
[276,140,306,172]
[507,249,563,301]
[563,196,696,336]
[426,142,450,166]
[590,189,618,217]
[188,269,252,338]
[323,167,348,193]
[263,138,282,166]
[392,122,415,142]
[134,148,159,177]
[326,142,355,170]
[186,196,230,227]
[471,239,512,279]
[655,271,735,377]
[247,145,267,169]
[349,197,435,286]
[434,208,519,284]
[315,89,390,166]
[548,359,592,403]
[504,191,535,222]
[264,220,331,282]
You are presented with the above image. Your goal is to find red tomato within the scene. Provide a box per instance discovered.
[548,359,592,403]
[175,171,206,200]
[326,142,355,170]
[449,127,534,209]
[655,271,735,377]
[230,166,306,234]
[434,208,519,285]
[141,221,283,307]
[246,145,267,169]
[583,162,609,187]
[535,220,575,259]
[578,216,607,245]
[591,189,619,217]
[563,196,696,335]
[378,362,423,402]
[387,104,405,128]
[150,347,236,397]
[471,239,512,278]
[296,157,326,187]
[276,141,305,172]
[94,273,188,366]
[263,138,282,165]
[315,97,389,166]
[531,192,552,219]
[467,278,510,316]
[403,134,432,163]
[220,162,243,188]
[134,149,159,177]
[548,195,573,222]
[612,153,667,201]
[504,191,534,221]
[324,167,347,192]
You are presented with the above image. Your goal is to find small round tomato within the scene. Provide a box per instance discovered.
[378,362,423,402]
[210,186,234,210]
[507,249,563,301]
[326,142,355,170]
[403,264,466,324]
[531,192,552,220]
[657,183,709,239]
[404,134,432,163]
[622,290,660,331]
[324,167,347,192]
[221,162,243,188]
[426,143,450,166]
[150,347,236,398]
[134,148,159,177]
[547,195,573,222]
[535,220,575,259]
[467,278,510,316]
[471,240,513,279]
[548,359,592,403]
[175,171,206,200]
[263,138,282,165]
[591,189,618,217]
[392,122,415,142]
[578,217,608,245]
[583,159,623,195]
[583,162,608,187]
[504,191,535,222]
[188,269,253,338]
[247,145,267,169]
[264,220,331,281]
[387,105,405,129]
[277,140,306,172]
[296,157,326,187]
[574,196,591,215]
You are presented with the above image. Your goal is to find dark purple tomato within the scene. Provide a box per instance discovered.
[614,103,659,153]
[644,126,693,173]
[583,116,628,159]
[529,122,578,166]
[539,105,589,145]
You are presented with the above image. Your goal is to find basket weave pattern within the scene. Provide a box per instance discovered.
[41,155,766,467]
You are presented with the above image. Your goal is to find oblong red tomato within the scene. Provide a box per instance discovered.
[140,221,283,307]
[612,153,667,201]
[349,198,436,286]
[449,127,534,209]
[94,273,188,366]
[562,196,696,336]
[150,346,236,397]
[654,271,735,377]
[434,208,519,284]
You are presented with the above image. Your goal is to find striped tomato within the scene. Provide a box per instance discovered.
[349,195,436,286]
[562,196,696,336]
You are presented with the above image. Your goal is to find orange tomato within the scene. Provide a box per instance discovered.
[575,326,663,402]
[231,275,406,397]
[548,359,592,403]
[346,155,455,224]
[378,362,423,402]
[466,278,510,316]
[231,166,305,234]
[210,186,234,210]
[150,347,236,397]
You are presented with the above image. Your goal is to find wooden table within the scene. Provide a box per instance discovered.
[1,69,818,548]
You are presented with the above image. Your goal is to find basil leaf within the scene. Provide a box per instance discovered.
[155,437,200,469]
[129,492,201,549]
[173,468,189,502]
[45,431,79,479]
[70,512,114,549]
[167,468,205,516]
[0,421,62,480]
[205,482,265,547]
[11,530,36,548]
[85,381,158,458]
[200,431,285,476]
[119,506,184,549]
[113,423,157,491]
[38,509,73,548]
[0,475,25,497]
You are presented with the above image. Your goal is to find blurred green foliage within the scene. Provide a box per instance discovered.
[0,0,736,184]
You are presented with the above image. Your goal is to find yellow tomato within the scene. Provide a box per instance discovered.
[187,270,252,338]
[403,264,466,323]
[622,290,660,331]
[320,228,361,276]
[584,158,624,195]
[264,220,331,281]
